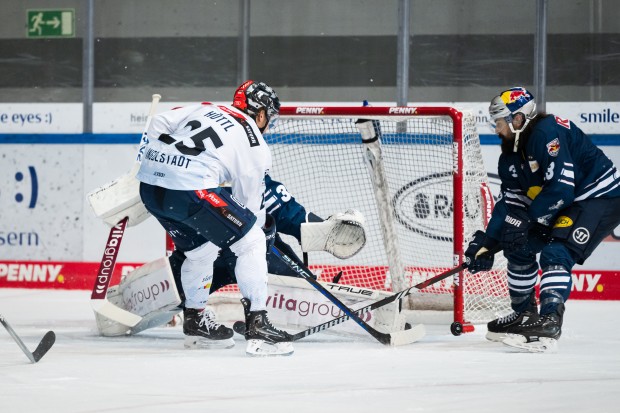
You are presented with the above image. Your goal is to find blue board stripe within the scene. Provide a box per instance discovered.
[2,133,620,146]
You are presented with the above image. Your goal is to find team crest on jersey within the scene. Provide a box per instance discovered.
[546,138,560,157]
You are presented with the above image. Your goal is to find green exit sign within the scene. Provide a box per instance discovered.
[27,9,75,38]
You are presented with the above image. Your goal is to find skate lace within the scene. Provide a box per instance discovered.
[497,311,519,323]
[198,309,222,332]
[261,312,277,329]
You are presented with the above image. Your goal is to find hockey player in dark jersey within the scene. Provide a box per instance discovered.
[465,87,620,352]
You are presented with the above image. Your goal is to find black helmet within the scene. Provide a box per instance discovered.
[232,80,280,121]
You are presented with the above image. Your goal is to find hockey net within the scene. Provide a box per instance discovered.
[206,106,510,330]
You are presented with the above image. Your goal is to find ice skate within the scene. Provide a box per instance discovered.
[503,303,564,353]
[486,291,538,342]
[183,307,234,349]
[241,298,294,357]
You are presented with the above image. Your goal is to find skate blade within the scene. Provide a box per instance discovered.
[246,339,294,357]
[502,335,558,353]
[485,331,508,342]
[184,336,235,349]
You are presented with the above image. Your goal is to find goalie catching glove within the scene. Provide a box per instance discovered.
[300,209,366,259]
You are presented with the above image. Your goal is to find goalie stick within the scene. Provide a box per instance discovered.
[234,247,500,342]
[90,217,141,326]
[1,314,55,363]
[89,94,161,326]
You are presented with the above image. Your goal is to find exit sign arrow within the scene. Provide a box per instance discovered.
[27,9,74,38]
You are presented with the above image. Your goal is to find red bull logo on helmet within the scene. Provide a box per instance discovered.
[500,87,533,112]
[509,89,527,101]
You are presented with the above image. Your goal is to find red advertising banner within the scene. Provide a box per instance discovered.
[1,260,619,300]
[0,261,143,291]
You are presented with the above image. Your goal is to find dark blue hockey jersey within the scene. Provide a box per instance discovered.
[486,115,620,241]
[263,174,307,241]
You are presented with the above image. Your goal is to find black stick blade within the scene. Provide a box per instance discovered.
[32,331,55,363]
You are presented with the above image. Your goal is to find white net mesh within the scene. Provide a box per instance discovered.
[212,108,510,325]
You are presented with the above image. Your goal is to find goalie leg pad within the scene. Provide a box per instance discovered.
[301,209,367,259]
[95,257,182,336]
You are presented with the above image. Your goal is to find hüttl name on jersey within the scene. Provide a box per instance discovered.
[145,148,192,168]
[204,110,234,132]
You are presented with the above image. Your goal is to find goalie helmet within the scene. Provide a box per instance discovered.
[232,80,281,122]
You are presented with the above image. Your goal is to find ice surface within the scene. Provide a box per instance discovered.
[1,289,620,413]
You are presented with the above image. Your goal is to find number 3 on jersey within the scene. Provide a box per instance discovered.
[158,120,223,156]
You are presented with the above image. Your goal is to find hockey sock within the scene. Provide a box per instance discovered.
[507,261,539,313]
[540,265,571,315]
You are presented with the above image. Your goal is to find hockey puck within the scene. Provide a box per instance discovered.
[232,321,246,335]
[450,321,463,336]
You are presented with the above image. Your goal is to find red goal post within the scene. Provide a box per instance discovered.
[270,106,510,332]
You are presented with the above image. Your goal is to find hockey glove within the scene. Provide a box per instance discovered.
[464,230,495,274]
[501,209,531,251]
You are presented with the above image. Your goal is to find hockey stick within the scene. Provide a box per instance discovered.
[90,217,142,326]
[89,94,161,326]
[0,314,55,363]
[235,247,499,342]
[132,93,162,171]
[269,246,425,346]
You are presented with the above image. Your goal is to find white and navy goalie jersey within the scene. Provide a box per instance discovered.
[136,103,272,221]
